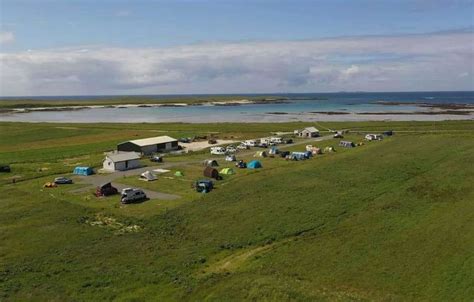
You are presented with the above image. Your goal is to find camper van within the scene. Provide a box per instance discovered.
[210,147,226,155]
[365,134,383,141]
[244,140,257,147]
[270,137,283,144]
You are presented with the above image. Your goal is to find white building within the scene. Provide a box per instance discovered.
[297,127,320,138]
[103,151,141,172]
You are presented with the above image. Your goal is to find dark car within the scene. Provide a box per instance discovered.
[150,155,163,163]
[279,151,290,158]
[95,182,118,197]
[54,177,73,184]
[178,137,192,143]
[257,143,268,148]
[383,130,393,136]
[0,165,11,173]
[284,139,293,144]
[208,139,217,144]
[194,179,214,193]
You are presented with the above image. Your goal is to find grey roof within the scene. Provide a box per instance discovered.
[106,151,141,162]
[303,127,319,132]
[126,135,177,147]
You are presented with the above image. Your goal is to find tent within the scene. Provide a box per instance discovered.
[203,159,219,167]
[269,147,279,155]
[247,160,262,169]
[339,141,355,148]
[140,170,157,181]
[203,166,221,179]
[290,152,306,161]
[73,166,93,176]
[304,151,313,159]
[254,151,267,157]
[225,155,236,162]
[220,168,235,175]
[174,171,184,177]
[324,146,336,152]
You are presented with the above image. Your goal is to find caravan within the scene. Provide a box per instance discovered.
[210,147,226,155]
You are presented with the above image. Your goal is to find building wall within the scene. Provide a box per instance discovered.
[103,158,116,171]
[117,142,142,153]
[103,158,141,171]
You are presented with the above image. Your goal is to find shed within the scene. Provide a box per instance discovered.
[117,136,178,155]
[247,160,262,169]
[203,166,220,179]
[103,151,141,172]
[73,166,93,176]
[339,141,355,148]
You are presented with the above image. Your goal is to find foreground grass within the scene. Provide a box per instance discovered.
[0,121,473,301]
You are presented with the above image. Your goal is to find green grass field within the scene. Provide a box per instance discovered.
[1,121,473,301]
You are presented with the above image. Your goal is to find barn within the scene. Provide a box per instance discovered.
[103,151,141,172]
[117,136,178,155]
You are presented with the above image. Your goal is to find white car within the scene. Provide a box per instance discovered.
[121,188,147,204]
[237,144,249,150]
[210,147,226,155]
[244,140,257,147]
[226,145,237,153]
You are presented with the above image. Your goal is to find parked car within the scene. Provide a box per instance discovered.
[237,144,250,150]
[194,179,214,193]
[257,143,268,148]
[178,137,192,143]
[284,138,293,144]
[121,188,147,204]
[150,155,163,162]
[208,139,217,144]
[333,132,344,138]
[279,151,290,158]
[95,182,118,197]
[210,147,226,155]
[244,140,257,147]
[0,165,11,173]
[383,130,394,136]
[226,145,237,153]
[54,177,73,184]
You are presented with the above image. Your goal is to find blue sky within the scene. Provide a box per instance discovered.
[0,0,473,95]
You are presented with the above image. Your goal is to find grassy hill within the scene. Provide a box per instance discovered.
[0,121,473,301]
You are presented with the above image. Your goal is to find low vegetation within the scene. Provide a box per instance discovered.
[1,120,473,301]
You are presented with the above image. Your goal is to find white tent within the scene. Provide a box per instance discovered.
[139,170,157,181]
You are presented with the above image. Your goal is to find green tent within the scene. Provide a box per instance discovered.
[220,168,235,175]
[174,171,184,177]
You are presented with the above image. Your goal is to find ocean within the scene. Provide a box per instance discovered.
[1,91,473,123]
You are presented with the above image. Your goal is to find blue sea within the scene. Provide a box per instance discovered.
[1,91,473,123]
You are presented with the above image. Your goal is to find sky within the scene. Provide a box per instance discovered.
[0,0,473,96]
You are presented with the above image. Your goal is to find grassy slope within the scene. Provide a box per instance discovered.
[0,121,473,301]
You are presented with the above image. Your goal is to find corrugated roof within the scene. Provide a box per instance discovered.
[106,151,141,162]
[303,127,319,132]
[127,135,177,147]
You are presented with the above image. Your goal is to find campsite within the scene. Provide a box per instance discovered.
[1,120,473,301]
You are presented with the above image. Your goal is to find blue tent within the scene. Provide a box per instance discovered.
[304,151,313,159]
[247,160,262,169]
[73,166,93,176]
[291,152,306,161]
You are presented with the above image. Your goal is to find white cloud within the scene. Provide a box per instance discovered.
[0,31,15,44]
[1,31,473,96]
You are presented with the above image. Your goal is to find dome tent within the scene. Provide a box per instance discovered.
[247,160,262,169]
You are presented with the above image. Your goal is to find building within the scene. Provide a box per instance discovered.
[103,151,141,172]
[117,136,178,155]
[297,127,320,138]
